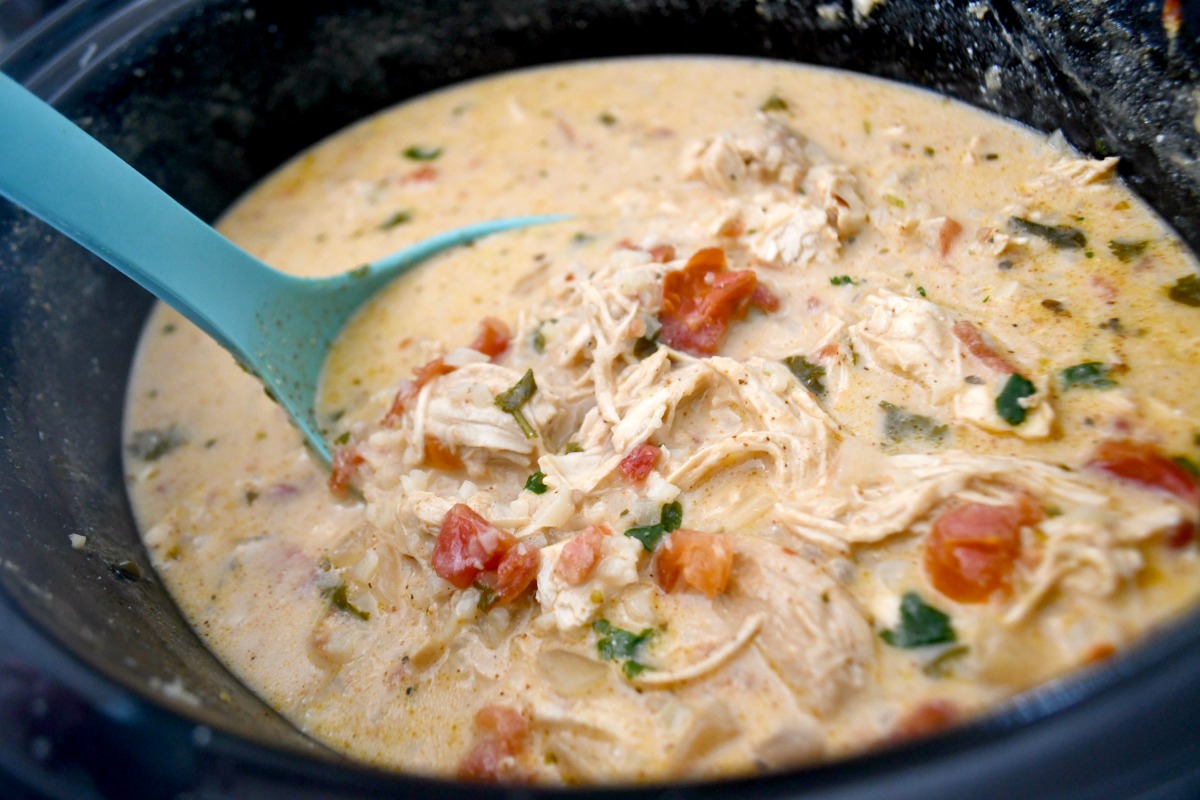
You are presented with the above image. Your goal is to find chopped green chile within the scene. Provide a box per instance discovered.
[1060,362,1117,390]
[1009,216,1087,250]
[830,275,857,286]
[324,583,370,621]
[880,401,947,444]
[1109,239,1149,263]
[759,94,789,112]
[127,426,187,461]
[495,369,539,438]
[1168,274,1200,307]
[880,592,957,648]
[475,582,499,611]
[783,355,827,397]
[379,210,414,230]
[995,373,1036,425]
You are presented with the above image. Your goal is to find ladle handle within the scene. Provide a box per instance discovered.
[0,71,283,362]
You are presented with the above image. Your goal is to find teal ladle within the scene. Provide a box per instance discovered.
[0,73,567,466]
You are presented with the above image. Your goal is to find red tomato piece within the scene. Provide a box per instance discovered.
[750,283,781,313]
[383,357,454,426]
[648,244,677,263]
[951,320,1014,374]
[470,317,512,360]
[495,543,540,602]
[1089,440,1200,506]
[937,218,963,257]
[655,529,735,598]
[555,525,609,585]
[423,435,463,471]
[432,504,515,589]
[328,445,363,496]
[924,497,1043,603]
[457,705,528,782]
[889,699,959,742]
[658,247,761,356]
[402,165,439,184]
[618,443,662,483]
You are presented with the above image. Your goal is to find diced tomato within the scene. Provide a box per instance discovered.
[328,446,364,496]
[750,283,781,313]
[889,699,959,742]
[383,357,454,426]
[951,320,1015,374]
[555,525,609,585]
[655,529,734,598]
[648,244,677,263]
[618,443,662,483]
[402,165,439,183]
[1088,440,1200,506]
[1168,519,1196,548]
[924,497,1043,603]
[658,248,762,356]
[457,705,528,783]
[432,504,515,589]
[495,543,540,602]
[937,218,963,257]
[423,435,463,471]
[470,317,511,360]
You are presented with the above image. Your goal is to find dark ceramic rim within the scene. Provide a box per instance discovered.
[3,2,1200,797]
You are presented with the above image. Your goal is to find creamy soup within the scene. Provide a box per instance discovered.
[124,57,1200,783]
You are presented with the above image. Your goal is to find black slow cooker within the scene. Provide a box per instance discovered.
[3,2,1200,798]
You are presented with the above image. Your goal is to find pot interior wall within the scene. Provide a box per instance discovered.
[1,0,1199,790]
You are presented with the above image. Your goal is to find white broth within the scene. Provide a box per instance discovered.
[124,57,1200,782]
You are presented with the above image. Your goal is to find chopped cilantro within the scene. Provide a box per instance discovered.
[917,286,927,297]
[335,431,351,446]
[1060,362,1117,390]
[880,592,956,648]
[1108,239,1149,263]
[880,401,947,444]
[594,618,654,678]
[403,145,442,161]
[1168,274,1200,307]
[1009,216,1087,250]
[633,333,660,359]
[379,210,414,230]
[323,583,370,621]
[525,471,548,494]
[127,427,186,461]
[624,501,683,551]
[996,373,1036,425]
[495,369,538,438]
[760,94,789,112]
[783,355,826,398]
[830,275,857,286]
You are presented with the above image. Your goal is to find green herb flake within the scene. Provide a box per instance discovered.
[923,146,936,157]
[564,441,584,454]
[335,431,351,446]
[494,369,539,438]
[996,373,1036,426]
[244,490,259,505]
[917,286,927,297]
[593,618,654,662]
[633,333,660,359]
[880,401,948,444]
[525,471,548,494]
[760,94,789,113]
[922,644,969,677]
[598,111,618,126]
[1173,456,1200,479]
[475,581,498,612]
[1109,239,1150,263]
[324,583,370,621]
[403,145,443,161]
[110,560,143,582]
[830,275,857,286]
[1060,362,1117,391]
[624,501,683,551]
[880,592,956,648]
[1167,274,1200,307]
[882,194,906,209]
[127,427,187,462]
[379,210,414,230]
[161,323,177,335]
[1009,216,1087,250]
[532,326,547,354]
[783,355,827,398]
